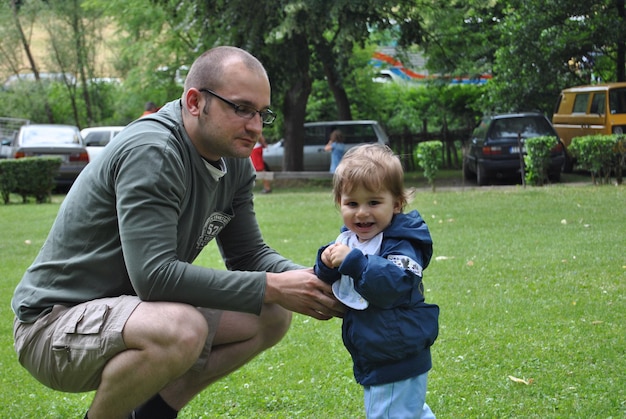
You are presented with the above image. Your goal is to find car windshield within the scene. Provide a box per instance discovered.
[22,127,79,145]
[490,117,554,138]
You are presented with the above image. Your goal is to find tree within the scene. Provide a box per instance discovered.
[90,0,428,170]
[418,0,626,114]
[0,0,55,122]
[202,0,426,170]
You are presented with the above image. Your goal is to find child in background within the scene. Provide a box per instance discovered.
[250,134,272,193]
[324,128,345,173]
[314,144,439,418]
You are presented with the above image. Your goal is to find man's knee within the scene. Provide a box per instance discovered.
[259,304,292,349]
[125,303,209,364]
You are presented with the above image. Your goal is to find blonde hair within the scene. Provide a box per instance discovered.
[332,144,411,210]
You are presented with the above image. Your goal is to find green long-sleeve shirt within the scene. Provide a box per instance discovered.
[12,100,300,323]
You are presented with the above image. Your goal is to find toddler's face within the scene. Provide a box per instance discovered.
[339,185,401,242]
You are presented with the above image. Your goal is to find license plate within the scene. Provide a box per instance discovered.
[38,154,68,162]
[510,146,525,154]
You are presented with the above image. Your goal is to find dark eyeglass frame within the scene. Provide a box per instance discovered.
[199,88,276,125]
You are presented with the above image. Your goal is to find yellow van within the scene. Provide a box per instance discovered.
[552,82,626,169]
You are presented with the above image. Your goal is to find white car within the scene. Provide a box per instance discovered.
[263,120,390,171]
[81,126,125,161]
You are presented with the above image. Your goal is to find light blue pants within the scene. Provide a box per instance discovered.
[363,373,435,419]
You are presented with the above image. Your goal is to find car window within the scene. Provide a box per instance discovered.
[303,123,381,146]
[491,117,554,138]
[84,131,111,146]
[573,93,589,113]
[472,118,490,138]
[589,93,606,114]
[342,124,378,144]
[304,126,326,146]
[22,127,80,145]
[609,88,626,114]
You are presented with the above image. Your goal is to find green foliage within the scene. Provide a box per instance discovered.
[0,160,17,204]
[610,134,626,184]
[0,157,61,203]
[523,135,559,186]
[1,185,624,417]
[416,140,442,191]
[3,0,625,152]
[569,134,621,184]
[0,81,128,127]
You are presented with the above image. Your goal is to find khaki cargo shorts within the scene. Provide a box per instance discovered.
[13,295,222,393]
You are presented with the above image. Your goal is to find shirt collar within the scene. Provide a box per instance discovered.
[202,158,227,181]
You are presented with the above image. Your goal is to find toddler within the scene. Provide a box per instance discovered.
[314,144,439,418]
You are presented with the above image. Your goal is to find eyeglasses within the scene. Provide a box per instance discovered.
[199,88,276,125]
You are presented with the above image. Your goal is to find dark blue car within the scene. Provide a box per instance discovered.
[463,112,566,186]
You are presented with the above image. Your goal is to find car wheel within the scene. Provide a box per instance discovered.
[476,164,489,186]
[562,152,574,173]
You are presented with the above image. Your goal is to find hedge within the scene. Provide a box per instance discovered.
[523,135,560,186]
[416,140,442,192]
[0,157,62,204]
[569,134,625,185]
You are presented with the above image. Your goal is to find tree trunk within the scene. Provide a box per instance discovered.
[315,40,352,120]
[10,0,55,123]
[617,0,626,82]
[280,32,313,171]
[282,73,312,171]
[323,61,352,120]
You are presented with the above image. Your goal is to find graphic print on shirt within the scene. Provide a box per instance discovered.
[387,254,423,277]
[196,212,233,248]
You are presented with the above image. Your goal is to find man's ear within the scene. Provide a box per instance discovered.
[184,88,203,116]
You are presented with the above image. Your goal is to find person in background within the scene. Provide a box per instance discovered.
[12,46,343,419]
[324,127,345,173]
[314,144,439,419]
[250,134,272,193]
[141,101,158,117]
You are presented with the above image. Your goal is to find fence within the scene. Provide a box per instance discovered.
[388,128,471,171]
[0,117,30,159]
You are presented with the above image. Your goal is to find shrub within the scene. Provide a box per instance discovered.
[569,135,620,184]
[416,140,442,191]
[523,135,559,186]
[0,160,18,204]
[0,157,61,204]
[612,134,625,184]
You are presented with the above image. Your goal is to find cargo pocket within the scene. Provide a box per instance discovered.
[49,303,110,391]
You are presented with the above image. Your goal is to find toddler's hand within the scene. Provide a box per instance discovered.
[321,246,334,268]
[324,243,350,268]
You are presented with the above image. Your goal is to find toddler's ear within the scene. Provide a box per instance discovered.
[393,199,402,214]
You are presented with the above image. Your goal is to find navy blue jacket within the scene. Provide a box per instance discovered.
[315,210,439,386]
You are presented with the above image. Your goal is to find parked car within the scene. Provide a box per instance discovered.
[0,136,12,159]
[552,82,626,171]
[463,113,565,186]
[81,126,124,161]
[11,124,89,187]
[263,120,390,171]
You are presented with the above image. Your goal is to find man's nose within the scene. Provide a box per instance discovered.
[246,113,264,133]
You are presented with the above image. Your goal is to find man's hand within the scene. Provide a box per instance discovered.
[264,269,345,320]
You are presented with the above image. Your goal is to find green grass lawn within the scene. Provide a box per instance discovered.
[1,179,624,418]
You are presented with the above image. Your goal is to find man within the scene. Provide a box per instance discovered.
[11,46,343,419]
[141,101,158,117]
